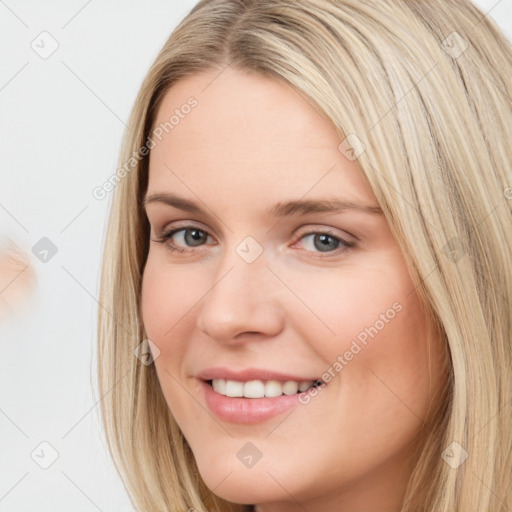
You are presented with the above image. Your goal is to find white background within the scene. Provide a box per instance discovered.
[0,1,510,510]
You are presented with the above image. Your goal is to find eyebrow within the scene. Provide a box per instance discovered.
[143,192,383,217]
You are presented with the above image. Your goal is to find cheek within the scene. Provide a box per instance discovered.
[333,287,438,424]
[140,258,194,395]
[140,260,199,431]
[140,256,212,390]
[298,260,438,419]
[141,256,203,339]
[288,259,413,356]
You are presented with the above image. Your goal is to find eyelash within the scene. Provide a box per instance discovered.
[151,225,356,259]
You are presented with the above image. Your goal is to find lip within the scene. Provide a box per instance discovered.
[196,366,321,383]
[196,367,325,424]
[200,379,311,424]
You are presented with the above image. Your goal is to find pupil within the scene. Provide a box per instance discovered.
[315,234,338,252]
[186,229,206,246]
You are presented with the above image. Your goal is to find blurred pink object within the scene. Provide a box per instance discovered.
[0,238,37,322]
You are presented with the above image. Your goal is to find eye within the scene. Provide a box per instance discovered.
[151,225,356,258]
[151,226,213,254]
[294,229,356,257]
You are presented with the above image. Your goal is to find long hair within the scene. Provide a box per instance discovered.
[97,1,512,510]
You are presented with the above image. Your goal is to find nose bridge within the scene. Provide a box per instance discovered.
[196,237,283,342]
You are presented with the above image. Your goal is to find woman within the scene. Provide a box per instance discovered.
[97,1,512,510]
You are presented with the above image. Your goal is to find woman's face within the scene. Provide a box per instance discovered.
[141,67,446,512]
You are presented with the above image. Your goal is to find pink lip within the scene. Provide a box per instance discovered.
[197,366,321,382]
[200,379,310,424]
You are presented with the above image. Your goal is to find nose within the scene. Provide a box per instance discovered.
[196,247,285,345]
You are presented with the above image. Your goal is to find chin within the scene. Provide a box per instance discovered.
[199,469,284,505]
[194,452,309,506]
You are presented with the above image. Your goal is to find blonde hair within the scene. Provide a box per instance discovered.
[97,1,512,510]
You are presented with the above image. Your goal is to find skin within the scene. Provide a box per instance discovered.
[141,66,447,512]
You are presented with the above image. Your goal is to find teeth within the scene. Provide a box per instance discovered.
[298,381,312,392]
[225,380,244,397]
[244,380,265,398]
[282,381,298,395]
[210,379,320,398]
[265,380,283,397]
[212,378,226,394]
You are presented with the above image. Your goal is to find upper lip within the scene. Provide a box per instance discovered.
[197,367,323,383]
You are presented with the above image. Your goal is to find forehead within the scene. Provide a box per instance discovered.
[147,67,376,208]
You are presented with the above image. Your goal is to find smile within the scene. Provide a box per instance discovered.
[207,378,324,398]
[197,370,326,423]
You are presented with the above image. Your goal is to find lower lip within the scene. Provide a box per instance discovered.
[200,380,313,424]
